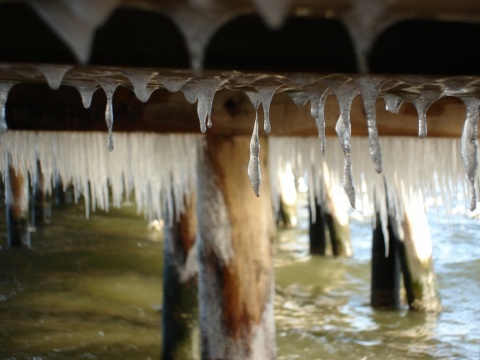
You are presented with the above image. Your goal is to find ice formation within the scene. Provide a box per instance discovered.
[99,80,120,151]
[0,82,16,135]
[356,76,384,173]
[460,97,480,211]
[37,65,72,90]
[252,0,290,29]
[384,94,404,114]
[29,0,120,63]
[253,82,282,134]
[125,71,158,102]
[181,81,201,104]
[168,5,235,76]
[269,136,476,249]
[68,80,99,109]
[324,79,358,208]
[413,89,442,138]
[0,131,202,220]
[306,84,330,155]
[246,91,262,196]
[197,78,225,132]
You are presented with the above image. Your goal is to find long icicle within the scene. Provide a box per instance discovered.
[356,76,384,173]
[326,79,358,208]
[460,97,480,211]
[248,114,261,196]
[245,90,262,196]
[100,81,120,151]
[307,85,330,155]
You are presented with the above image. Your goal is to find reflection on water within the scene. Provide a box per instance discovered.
[0,200,479,359]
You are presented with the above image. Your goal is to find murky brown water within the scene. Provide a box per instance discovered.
[0,200,479,359]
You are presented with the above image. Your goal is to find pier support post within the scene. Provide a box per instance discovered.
[277,165,297,228]
[324,185,352,257]
[370,208,400,309]
[197,136,275,360]
[397,193,441,312]
[162,194,199,360]
[5,160,30,248]
[309,198,327,255]
[33,160,51,225]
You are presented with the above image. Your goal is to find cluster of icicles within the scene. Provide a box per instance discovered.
[0,131,203,221]
[0,64,479,214]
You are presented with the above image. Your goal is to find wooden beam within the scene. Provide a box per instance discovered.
[6,83,466,137]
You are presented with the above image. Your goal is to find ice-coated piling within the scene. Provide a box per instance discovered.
[5,157,30,248]
[197,135,275,359]
[162,194,199,360]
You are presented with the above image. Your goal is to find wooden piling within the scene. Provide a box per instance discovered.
[33,160,51,225]
[370,209,401,309]
[196,136,275,360]
[324,183,352,257]
[162,194,199,360]
[309,198,327,255]
[397,193,441,312]
[5,160,30,248]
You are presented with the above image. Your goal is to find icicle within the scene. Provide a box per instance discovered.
[253,82,282,134]
[252,0,290,29]
[306,85,330,155]
[460,97,480,211]
[181,81,200,104]
[326,79,358,208]
[160,77,190,93]
[384,93,404,114]
[38,65,72,90]
[0,82,16,135]
[196,78,225,133]
[68,80,99,109]
[244,90,262,196]
[248,116,261,196]
[356,76,384,173]
[287,91,310,107]
[169,6,235,76]
[412,89,442,138]
[125,71,158,102]
[29,0,120,63]
[100,81,120,151]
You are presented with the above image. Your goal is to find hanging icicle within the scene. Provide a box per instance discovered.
[460,97,480,211]
[125,71,158,103]
[196,78,225,132]
[306,85,331,155]
[384,93,404,114]
[356,76,384,173]
[37,65,72,90]
[67,80,99,109]
[324,79,358,208]
[0,82,16,135]
[253,82,282,134]
[412,88,442,138]
[245,90,263,196]
[99,80,120,151]
[248,116,261,197]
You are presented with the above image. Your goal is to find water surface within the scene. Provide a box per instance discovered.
[0,201,479,359]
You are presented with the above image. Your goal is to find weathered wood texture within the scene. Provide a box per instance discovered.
[196,136,275,360]
[162,194,199,360]
[5,160,30,247]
